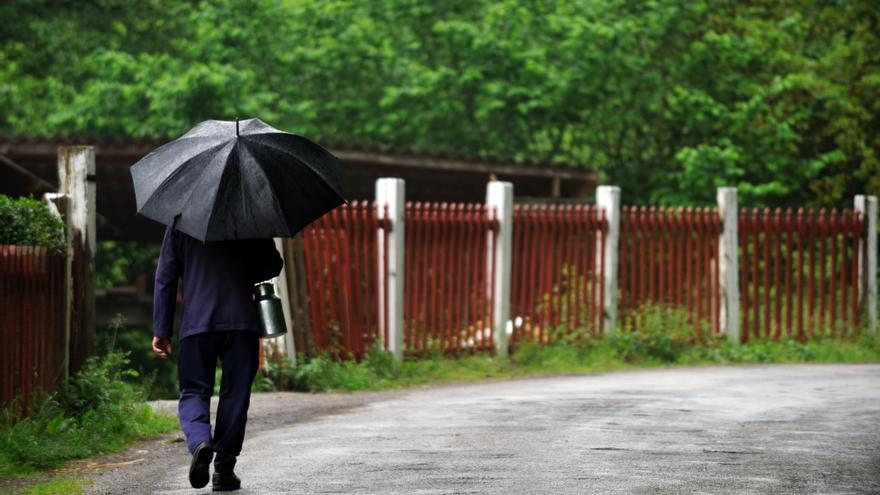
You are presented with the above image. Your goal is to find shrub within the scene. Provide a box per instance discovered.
[605,305,712,363]
[0,350,177,478]
[98,320,178,400]
[0,194,65,252]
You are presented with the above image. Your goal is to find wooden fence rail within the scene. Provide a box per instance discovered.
[280,194,875,359]
[739,208,864,342]
[404,202,497,354]
[510,204,607,343]
[619,206,723,337]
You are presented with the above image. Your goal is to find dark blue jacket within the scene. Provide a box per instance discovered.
[152,226,284,340]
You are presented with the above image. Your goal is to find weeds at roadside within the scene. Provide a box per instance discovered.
[0,324,177,480]
[254,305,880,393]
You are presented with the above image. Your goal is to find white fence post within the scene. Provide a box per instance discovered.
[486,181,513,358]
[596,186,621,335]
[717,187,740,344]
[376,178,406,359]
[855,195,878,335]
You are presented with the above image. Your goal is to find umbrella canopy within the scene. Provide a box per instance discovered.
[130,118,345,242]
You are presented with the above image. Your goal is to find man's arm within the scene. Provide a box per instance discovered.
[248,239,284,283]
[153,227,181,342]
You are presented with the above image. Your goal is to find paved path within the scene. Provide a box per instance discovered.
[93,364,879,494]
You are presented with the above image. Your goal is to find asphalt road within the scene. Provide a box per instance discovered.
[88,364,879,494]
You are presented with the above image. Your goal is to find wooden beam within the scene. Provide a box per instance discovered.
[1,138,597,181]
[0,153,56,191]
[334,149,596,180]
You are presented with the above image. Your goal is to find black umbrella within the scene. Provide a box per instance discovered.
[130,118,346,241]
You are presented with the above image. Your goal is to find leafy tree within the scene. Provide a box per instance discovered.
[96,241,159,289]
[1,0,877,208]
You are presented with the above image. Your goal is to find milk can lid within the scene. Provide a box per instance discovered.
[254,281,276,298]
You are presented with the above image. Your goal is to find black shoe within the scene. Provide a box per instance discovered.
[212,471,241,491]
[188,442,215,489]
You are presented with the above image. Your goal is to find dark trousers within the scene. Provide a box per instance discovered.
[177,331,259,473]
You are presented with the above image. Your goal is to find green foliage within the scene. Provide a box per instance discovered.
[262,305,879,393]
[0,195,65,252]
[98,321,178,400]
[0,349,177,478]
[258,341,512,392]
[1,1,877,207]
[607,305,717,363]
[678,328,880,365]
[250,371,277,393]
[96,241,159,290]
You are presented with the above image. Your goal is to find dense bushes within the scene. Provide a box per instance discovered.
[0,195,65,251]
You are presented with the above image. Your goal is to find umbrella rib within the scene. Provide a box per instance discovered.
[139,141,230,220]
[180,142,237,241]
[247,148,292,238]
[242,136,345,200]
[138,135,223,162]
[202,143,287,241]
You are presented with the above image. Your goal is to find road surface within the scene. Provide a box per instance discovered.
[86,364,880,494]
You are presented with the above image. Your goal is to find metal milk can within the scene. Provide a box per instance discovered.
[254,282,288,339]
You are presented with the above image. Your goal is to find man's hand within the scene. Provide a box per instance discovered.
[152,336,173,359]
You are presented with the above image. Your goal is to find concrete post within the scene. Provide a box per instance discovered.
[596,186,621,335]
[717,187,740,344]
[376,178,406,359]
[486,181,513,358]
[268,238,296,366]
[58,146,96,371]
[284,234,314,357]
[855,195,877,335]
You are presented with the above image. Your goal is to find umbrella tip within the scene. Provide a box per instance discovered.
[235,118,239,137]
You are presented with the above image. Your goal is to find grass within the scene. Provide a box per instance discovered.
[17,477,91,495]
[260,307,880,393]
[0,350,178,481]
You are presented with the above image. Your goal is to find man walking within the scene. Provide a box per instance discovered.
[151,224,283,491]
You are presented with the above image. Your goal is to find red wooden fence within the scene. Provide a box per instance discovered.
[739,208,864,342]
[288,201,870,358]
[619,206,722,336]
[404,202,496,354]
[295,201,496,357]
[510,204,607,343]
[295,201,387,358]
[0,245,67,411]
